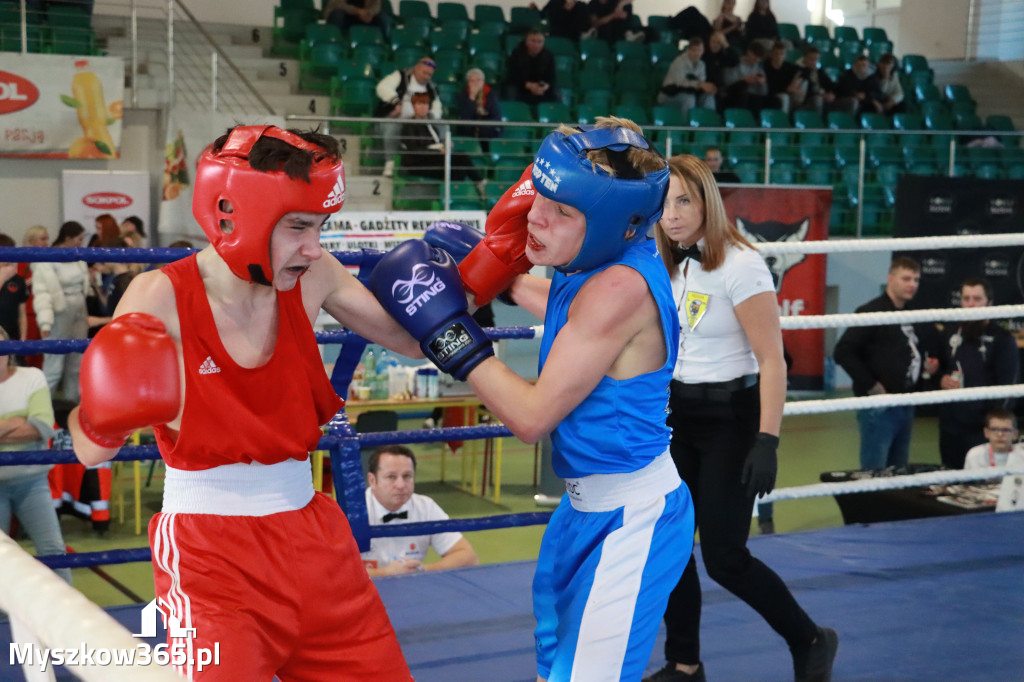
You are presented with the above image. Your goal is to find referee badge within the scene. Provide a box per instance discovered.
[684,291,709,330]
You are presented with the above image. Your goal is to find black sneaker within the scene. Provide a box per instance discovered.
[643,662,706,682]
[793,627,838,682]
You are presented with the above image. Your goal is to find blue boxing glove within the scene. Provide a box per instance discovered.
[369,239,494,380]
[423,221,484,263]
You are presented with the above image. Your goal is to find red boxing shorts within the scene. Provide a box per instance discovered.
[149,492,412,681]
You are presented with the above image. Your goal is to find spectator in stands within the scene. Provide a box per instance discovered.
[834,257,938,470]
[31,221,89,402]
[703,30,740,95]
[17,226,48,370]
[505,28,559,108]
[119,215,147,248]
[0,324,70,585]
[713,0,744,47]
[93,213,119,245]
[793,46,838,114]
[658,37,717,114]
[376,57,442,177]
[875,53,905,114]
[361,445,479,576]
[400,93,486,192]
[703,147,741,183]
[541,0,592,42]
[764,40,802,112]
[588,0,633,45]
[934,277,1019,470]
[963,409,1024,470]
[454,68,502,151]
[723,42,773,114]
[0,235,28,347]
[669,6,712,44]
[744,0,780,51]
[835,55,884,116]
[323,0,387,37]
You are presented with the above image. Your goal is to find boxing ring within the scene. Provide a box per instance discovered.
[1,240,1023,681]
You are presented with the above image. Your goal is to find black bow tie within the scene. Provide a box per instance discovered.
[382,511,408,523]
[673,244,702,264]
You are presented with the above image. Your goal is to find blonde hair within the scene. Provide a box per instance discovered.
[22,225,48,246]
[654,154,752,274]
[554,116,665,177]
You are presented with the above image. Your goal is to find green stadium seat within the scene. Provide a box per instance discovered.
[475,20,507,38]
[582,88,613,110]
[862,27,888,46]
[868,146,903,168]
[330,79,376,117]
[578,38,611,62]
[398,0,432,21]
[615,39,647,64]
[724,108,760,144]
[837,41,864,65]
[299,41,346,91]
[305,23,342,46]
[867,40,893,63]
[734,162,762,184]
[389,25,424,52]
[769,162,800,184]
[777,23,801,44]
[474,4,506,24]
[351,44,387,66]
[349,25,384,50]
[509,6,542,33]
[544,35,577,57]
[803,161,833,185]
[437,2,469,23]
[834,26,858,45]
[804,24,830,43]
[578,69,612,91]
[986,114,1015,133]
[390,46,422,69]
[613,103,649,125]
[999,147,1024,166]
[649,42,679,66]
[471,51,503,81]
[537,102,571,127]
[1007,165,1024,179]
[691,108,723,146]
[449,182,485,211]
[956,112,983,130]
[760,109,794,146]
[908,69,934,89]
[576,103,604,125]
[769,146,801,165]
[902,54,929,74]
[400,15,432,40]
[974,164,1002,180]
[793,110,828,146]
[800,145,835,167]
[272,7,318,56]
[903,145,939,168]
[46,5,91,27]
[430,25,466,52]
[914,84,941,103]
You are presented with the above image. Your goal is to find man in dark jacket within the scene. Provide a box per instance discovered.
[505,29,558,107]
[834,257,939,469]
[933,277,1020,469]
[835,55,885,116]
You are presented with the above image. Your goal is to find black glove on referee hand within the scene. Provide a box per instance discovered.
[742,433,779,498]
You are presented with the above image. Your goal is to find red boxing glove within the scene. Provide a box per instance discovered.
[459,164,535,306]
[78,313,181,448]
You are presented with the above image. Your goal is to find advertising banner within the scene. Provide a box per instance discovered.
[720,186,833,390]
[320,209,487,256]
[62,170,150,241]
[0,53,124,158]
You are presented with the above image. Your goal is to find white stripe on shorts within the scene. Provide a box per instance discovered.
[570,495,666,681]
[154,514,195,679]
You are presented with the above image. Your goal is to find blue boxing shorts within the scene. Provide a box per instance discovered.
[533,452,694,682]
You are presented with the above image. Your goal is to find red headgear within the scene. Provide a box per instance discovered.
[192,125,345,284]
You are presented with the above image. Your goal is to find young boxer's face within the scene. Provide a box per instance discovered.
[269,211,328,290]
[525,193,586,268]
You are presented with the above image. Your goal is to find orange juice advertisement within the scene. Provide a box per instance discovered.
[0,53,123,158]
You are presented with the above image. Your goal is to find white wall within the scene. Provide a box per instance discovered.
[898,0,970,60]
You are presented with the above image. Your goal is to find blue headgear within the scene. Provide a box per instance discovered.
[532,126,669,273]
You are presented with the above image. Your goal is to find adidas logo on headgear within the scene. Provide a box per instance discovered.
[323,175,345,208]
[511,179,534,199]
[198,356,221,375]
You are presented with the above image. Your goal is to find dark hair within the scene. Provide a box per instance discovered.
[687,36,704,48]
[985,408,1017,429]
[771,40,787,51]
[803,45,820,57]
[878,53,896,66]
[169,239,194,249]
[212,127,340,183]
[55,221,85,245]
[961,276,993,302]
[122,215,146,237]
[889,256,920,274]
[747,42,767,59]
[410,92,431,105]
[368,445,417,473]
[0,233,14,248]
[704,146,723,156]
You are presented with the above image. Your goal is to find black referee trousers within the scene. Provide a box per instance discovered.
[662,381,817,665]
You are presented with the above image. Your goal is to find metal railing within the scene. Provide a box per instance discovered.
[287,114,1024,237]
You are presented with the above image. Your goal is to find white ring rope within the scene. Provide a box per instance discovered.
[0,531,184,681]
[753,232,1024,255]
[784,384,1024,415]
[780,304,1024,329]
[759,465,1024,503]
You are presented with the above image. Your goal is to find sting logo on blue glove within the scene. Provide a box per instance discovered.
[429,322,474,364]
[392,263,446,315]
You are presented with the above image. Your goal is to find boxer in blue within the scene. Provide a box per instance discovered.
[370,116,695,682]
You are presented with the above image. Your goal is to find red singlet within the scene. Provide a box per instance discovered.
[155,255,342,470]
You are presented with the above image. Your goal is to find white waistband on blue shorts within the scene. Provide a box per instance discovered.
[563,450,681,513]
[162,458,315,516]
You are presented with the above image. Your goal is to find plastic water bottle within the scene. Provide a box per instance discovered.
[364,348,376,376]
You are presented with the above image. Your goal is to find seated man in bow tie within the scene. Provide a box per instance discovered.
[362,445,479,576]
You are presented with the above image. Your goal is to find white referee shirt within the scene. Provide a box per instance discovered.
[361,488,464,570]
[671,240,776,383]
[963,443,1024,470]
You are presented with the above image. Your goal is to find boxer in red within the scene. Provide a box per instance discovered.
[69,126,419,681]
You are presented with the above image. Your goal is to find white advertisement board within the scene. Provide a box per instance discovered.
[61,170,150,241]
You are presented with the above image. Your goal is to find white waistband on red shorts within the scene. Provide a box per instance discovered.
[563,450,680,513]
[162,458,315,516]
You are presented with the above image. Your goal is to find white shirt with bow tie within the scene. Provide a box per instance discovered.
[361,488,464,570]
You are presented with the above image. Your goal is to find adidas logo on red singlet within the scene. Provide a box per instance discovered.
[198,356,221,375]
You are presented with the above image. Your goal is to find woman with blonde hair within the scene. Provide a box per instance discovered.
[454,67,502,149]
[30,221,89,401]
[645,155,836,682]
